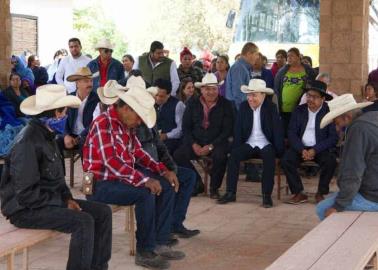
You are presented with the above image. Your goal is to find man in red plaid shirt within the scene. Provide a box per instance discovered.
[83,77,184,269]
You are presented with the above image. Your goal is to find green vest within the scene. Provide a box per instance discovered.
[138,53,172,85]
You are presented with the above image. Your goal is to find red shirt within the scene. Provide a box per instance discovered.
[200,96,218,129]
[83,106,167,186]
[98,58,110,87]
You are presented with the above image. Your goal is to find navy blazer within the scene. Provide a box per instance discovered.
[65,90,99,138]
[234,99,285,157]
[288,103,338,154]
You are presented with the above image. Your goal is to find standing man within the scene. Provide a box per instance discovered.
[56,38,91,94]
[87,38,125,93]
[134,41,180,96]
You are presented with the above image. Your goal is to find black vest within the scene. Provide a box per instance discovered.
[156,96,179,133]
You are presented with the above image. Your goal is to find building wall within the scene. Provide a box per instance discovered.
[0,0,11,88]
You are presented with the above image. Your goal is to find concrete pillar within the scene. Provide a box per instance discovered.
[319,0,370,98]
[0,0,11,89]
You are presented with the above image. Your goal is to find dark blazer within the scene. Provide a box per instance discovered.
[234,99,285,157]
[182,96,234,147]
[288,103,338,154]
[2,87,29,117]
[65,90,99,139]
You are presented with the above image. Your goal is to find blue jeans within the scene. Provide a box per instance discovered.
[316,192,378,220]
[87,168,175,253]
[173,166,196,230]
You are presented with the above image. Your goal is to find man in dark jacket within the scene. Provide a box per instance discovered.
[173,73,234,198]
[316,94,375,220]
[0,84,112,270]
[218,79,284,207]
[281,80,338,205]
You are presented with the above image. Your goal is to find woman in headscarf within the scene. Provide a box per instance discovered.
[177,47,203,83]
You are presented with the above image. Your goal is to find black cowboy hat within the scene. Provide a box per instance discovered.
[304,80,333,101]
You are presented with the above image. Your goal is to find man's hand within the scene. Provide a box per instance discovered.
[163,170,179,192]
[199,145,211,156]
[145,178,162,195]
[302,149,309,160]
[67,199,82,211]
[160,133,168,141]
[192,143,202,156]
[307,149,316,160]
[64,135,77,149]
[325,207,337,218]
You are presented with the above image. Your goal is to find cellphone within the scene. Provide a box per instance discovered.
[82,172,94,195]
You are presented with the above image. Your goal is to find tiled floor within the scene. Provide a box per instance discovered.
[0,161,335,270]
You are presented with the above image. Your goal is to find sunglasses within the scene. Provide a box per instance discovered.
[102,48,113,54]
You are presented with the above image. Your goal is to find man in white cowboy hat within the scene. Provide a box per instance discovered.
[87,38,125,94]
[316,94,377,220]
[58,67,99,153]
[56,37,91,93]
[217,79,284,207]
[0,84,112,270]
[281,80,339,205]
[83,76,185,269]
[173,73,234,198]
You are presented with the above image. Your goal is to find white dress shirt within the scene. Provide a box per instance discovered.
[73,96,88,135]
[165,101,185,139]
[302,107,321,147]
[247,105,270,149]
[55,54,91,93]
[133,56,180,96]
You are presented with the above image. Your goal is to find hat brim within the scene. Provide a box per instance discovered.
[320,102,373,129]
[20,95,81,115]
[240,85,274,95]
[66,74,93,82]
[304,87,333,101]
[118,93,156,128]
[194,80,224,88]
[97,87,119,105]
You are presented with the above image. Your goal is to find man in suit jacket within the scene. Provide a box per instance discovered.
[218,79,284,207]
[281,80,338,204]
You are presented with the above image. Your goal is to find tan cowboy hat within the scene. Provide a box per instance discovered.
[241,79,274,95]
[66,67,93,82]
[20,84,81,115]
[94,39,114,50]
[97,80,128,105]
[320,94,373,129]
[194,73,224,88]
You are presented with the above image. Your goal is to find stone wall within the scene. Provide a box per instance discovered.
[0,0,11,89]
[319,0,370,98]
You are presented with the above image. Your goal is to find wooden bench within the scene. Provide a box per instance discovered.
[191,156,212,195]
[266,212,378,270]
[63,149,81,187]
[0,223,60,270]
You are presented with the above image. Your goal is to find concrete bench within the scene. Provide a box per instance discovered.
[0,223,60,270]
[266,211,378,270]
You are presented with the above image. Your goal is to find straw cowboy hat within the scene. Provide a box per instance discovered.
[66,67,93,82]
[94,39,114,50]
[304,80,333,101]
[20,84,81,115]
[320,94,373,129]
[241,79,274,95]
[194,73,223,88]
[97,80,129,105]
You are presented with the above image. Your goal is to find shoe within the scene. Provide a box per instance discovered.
[210,190,220,199]
[217,192,236,204]
[172,227,200,239]
[155,245,186,260]
[135,251,170,269]
[286,193,308,205]
[191,181,205,197]
[167,235,179,247]
[262,195,273,208]
[315,193,325,204]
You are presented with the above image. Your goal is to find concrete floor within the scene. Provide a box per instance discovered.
[0,161,335,270]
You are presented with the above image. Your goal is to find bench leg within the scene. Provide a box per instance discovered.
[69,154,75,187]
[128,207,136,256]
[276,165,281,201]
[7,252,15,270]
[22,247,29,270]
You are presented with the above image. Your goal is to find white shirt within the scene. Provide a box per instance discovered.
[133,56,180,96]
[302,107,321,147]
[246,105,270,149]
[165,101,185,139]
[73,96,88,135]
[55,54,91,93]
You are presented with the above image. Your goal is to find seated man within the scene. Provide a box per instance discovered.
[217,79,284,207]
[154,79,185,155]
[0,84,112,270]
[83,76,185,270]
[281,80,338,204]
[173,73,234,198]
[316,94,375,220]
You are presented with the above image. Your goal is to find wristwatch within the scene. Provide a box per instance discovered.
[208,144,214,151]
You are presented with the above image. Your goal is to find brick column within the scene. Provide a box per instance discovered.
[0,0,11,89]
[319,0,370,98]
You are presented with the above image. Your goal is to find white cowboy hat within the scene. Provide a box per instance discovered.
[241,79,274,95]
[66,67,93,82]
[20,84,81,115]
[94,39,114,50]
[97,80,128,105]
[320,94,373,129]
[194,73,223,88]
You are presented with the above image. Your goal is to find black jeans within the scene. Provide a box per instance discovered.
[174,142,229,192]
[9,199,112,270]
[281,148,337,195]
[226,144,276,195]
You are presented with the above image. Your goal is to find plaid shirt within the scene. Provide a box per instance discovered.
[83,105,167,186]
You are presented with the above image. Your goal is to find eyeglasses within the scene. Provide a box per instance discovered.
[103,48,113,54]
[306,93,322,100]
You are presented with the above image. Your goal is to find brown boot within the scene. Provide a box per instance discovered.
[315,193,325,204]
[286,193,308,205]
